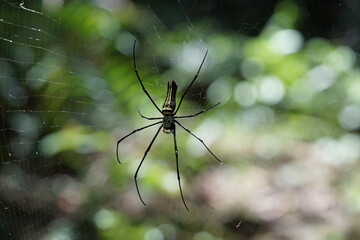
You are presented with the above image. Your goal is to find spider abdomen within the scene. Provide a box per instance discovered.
[162,80,177,113]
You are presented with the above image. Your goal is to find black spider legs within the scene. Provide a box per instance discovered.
[137,103,222,163]
[174,49,208,115]
[175,120,221,163]
[137,110,162,120]
[137,102,221,121]
[118,40,221,210]
[174,102,221,119]
[133,40,162,114]
[116,121,162,164]
[173,127,189,211]
[134,124,163,206]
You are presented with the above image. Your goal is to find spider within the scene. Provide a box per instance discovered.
[116,40,221,211]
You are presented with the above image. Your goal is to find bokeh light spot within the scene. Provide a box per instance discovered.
[338,104,360,130]
[234,81,258,107]
[269,29,303,55]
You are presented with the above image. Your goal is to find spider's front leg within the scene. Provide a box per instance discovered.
[116,121,162,164]
[172,126,189,211]
[134,124,163,206]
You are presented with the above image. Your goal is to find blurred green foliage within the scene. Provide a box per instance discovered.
[1,0,360,239]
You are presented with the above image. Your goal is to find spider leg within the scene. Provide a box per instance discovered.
[133,40,162,114]
[174,49,208,115]
[134,124,163,206]
[175,120,221,163]
[138,110,163,120]
[174,102,220,119]
[116,121,162,164]
[172,127,189,211]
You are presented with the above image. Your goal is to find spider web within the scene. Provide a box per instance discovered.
[1,0,360,239]
[0,1,116,239]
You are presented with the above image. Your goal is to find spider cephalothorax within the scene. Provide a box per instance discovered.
[116,40,221,211]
